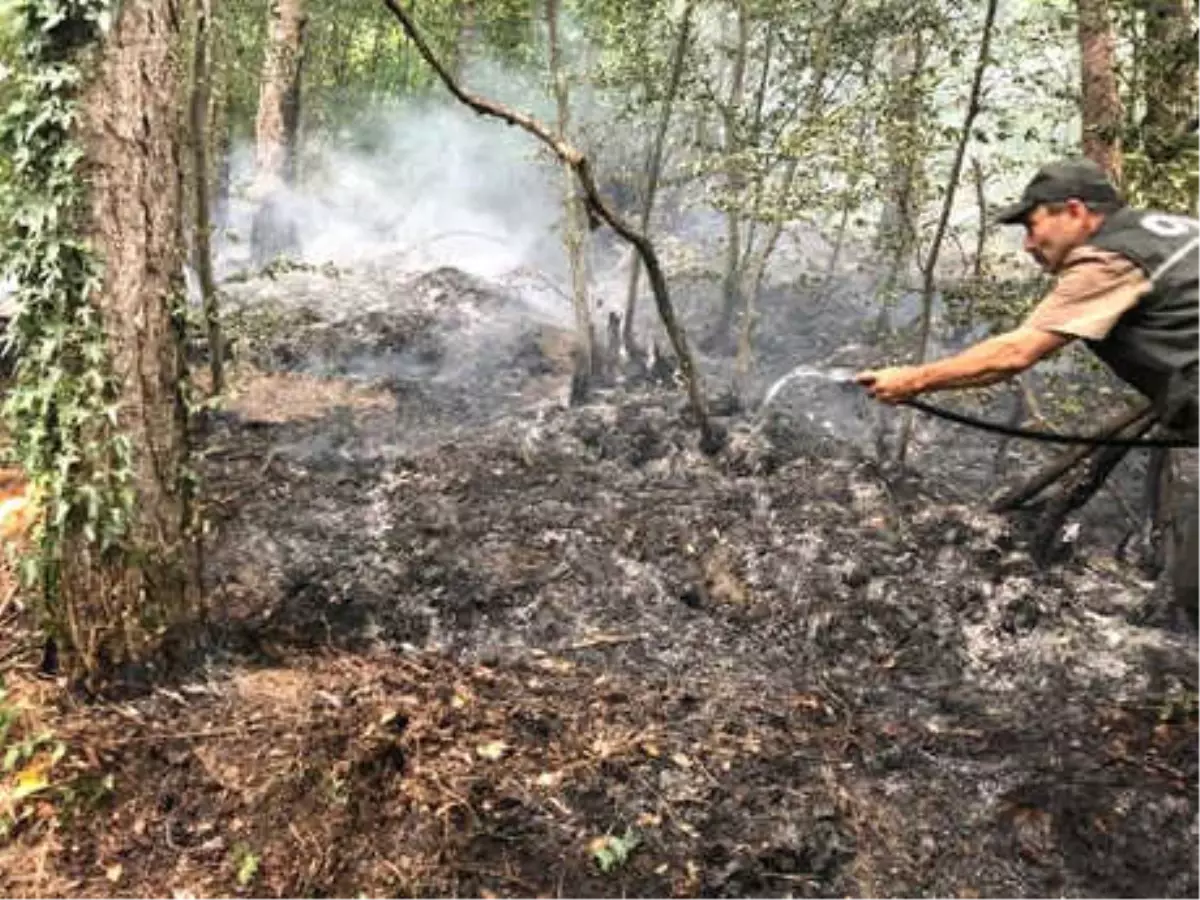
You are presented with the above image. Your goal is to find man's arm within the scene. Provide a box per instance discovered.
[854,327,1069,404]
[854,247,1149,404]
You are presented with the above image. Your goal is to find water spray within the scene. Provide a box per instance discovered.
[757,364,1196,449]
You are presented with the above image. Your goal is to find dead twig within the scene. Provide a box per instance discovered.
[759,871,817,884]
[561,633,645,652]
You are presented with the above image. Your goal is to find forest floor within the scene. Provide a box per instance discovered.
[0,264,1195,898]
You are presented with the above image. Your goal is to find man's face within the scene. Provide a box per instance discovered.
[1022,200,1098,272]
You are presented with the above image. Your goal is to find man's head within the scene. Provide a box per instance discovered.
[995,158,1125,273]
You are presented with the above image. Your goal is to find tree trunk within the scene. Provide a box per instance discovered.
[1077,0,1124,183]
[547,0,594,397]
[823,72,877,291]
[736,23,778,278]
[971,156,988,280]
[210,41,233,232]
[711,0,751,350]
[733,156,796,397]
[189,0,223,395]
[895,0,999,467]
[454,0,478,80]
[873,29,927,337]
[66,0,199,678]
[251,0,307,265]
[1139,0,1197,164]
[622,0,695,358]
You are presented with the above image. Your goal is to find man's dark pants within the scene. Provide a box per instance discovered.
[1169,398,1198,625]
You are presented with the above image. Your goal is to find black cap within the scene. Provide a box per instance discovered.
[994,158,1124,225]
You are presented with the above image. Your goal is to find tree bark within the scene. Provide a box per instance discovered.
[1077,0,1124,183]
[67,0,199,678]
[1139,0,1197,164]
[379,0,722,452]
[454,0,478,80]
[871,28,928,346]
[971,156,988,280]
[189,0,222,395]
[547,0,594,398]
[622,0,695,357]
[736,23,777,279]
[251,0,307,265]
[711,0,751,350]
[895,0,999,467]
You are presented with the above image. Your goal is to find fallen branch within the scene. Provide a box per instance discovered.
[988,401,1154,512]
[1033,413,1159,560]
[379,0,723,453]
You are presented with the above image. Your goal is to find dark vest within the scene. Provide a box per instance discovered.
[1083,206,1199,432]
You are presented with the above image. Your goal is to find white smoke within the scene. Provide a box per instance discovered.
[217,99,573,284]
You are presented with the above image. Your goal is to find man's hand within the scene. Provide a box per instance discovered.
[854,366,926,404]
[853,329,1069,402]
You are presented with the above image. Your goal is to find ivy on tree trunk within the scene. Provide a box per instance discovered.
[0,0,199,683]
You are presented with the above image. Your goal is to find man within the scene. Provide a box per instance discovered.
[854,158,1198,616]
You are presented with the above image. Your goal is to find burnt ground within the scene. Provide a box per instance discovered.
[0,265,1196,898]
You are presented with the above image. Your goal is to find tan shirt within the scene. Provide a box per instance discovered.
[1022,246,1153,341]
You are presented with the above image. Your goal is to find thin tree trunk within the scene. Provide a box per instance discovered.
[379,0,722,451]
[454,0,478,80]
[712,0,751,350]
[872,29,927,340]
[1077,0,1124,183]
[367,19,387,95]
[823,76,877,290]
[210,45,232,233]
[622,0,695,357]
[251,0,307,265]
[547,0,594,399]
[65,0,199,680]
[895,0,999,467]
[971,155,987,280]
[1140,0,1197,164]
[189,0,222,395]
[736,23,778,278]
[734,155,797,396]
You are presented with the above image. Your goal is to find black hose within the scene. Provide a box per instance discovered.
[899,397,1195,448]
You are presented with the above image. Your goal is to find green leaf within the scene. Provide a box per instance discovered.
[236,849,260,886]
[588,829,641,873]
